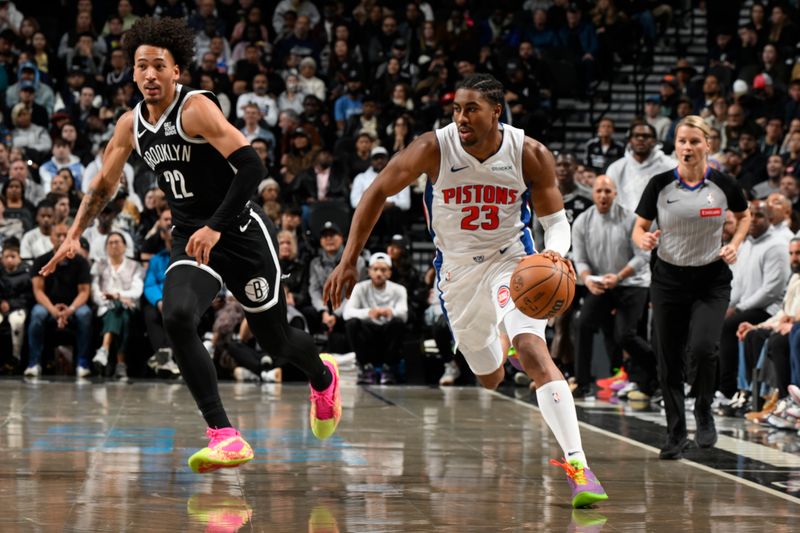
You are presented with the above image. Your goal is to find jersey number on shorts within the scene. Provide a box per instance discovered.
[163,170,194,199]
[460,205,499,230]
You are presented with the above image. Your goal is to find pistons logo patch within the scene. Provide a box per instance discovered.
[497,285,511,308]
[244,277,270,303]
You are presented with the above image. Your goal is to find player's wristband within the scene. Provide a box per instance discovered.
[206,145,266,231]
[539,209,570,256]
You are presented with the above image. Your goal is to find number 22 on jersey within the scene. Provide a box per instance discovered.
[163,169,194,199]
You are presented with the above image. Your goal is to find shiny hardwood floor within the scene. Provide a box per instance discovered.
[0,378,797,532]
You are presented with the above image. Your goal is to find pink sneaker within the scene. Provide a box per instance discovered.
[309,354,342,440]
[187,427,254,474]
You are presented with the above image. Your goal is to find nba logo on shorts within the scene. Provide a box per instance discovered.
[244,277,269,303]
[497,285,510,308]
[552,392,561,403]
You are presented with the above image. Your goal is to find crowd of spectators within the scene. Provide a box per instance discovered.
[0,0,799,424]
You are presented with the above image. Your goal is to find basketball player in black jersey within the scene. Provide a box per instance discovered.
[39,17,342,474]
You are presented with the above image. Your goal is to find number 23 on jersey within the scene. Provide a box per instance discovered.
[461,205,499,230]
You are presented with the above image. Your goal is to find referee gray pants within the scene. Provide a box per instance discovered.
[650,258,732,439]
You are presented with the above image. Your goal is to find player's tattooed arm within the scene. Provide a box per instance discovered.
[74,184,114,230]
[70,111,135,235]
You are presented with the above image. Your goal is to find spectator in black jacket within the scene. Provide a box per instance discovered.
[0,237,32,363]
[584,117,625,173]
[289,148,349,206]
[278,230,309,310]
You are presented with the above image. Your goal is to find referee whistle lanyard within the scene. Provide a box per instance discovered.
[673,166,711,191]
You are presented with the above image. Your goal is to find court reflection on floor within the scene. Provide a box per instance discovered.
[1,381,798,531]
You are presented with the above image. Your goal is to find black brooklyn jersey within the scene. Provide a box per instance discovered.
[133,84,236,231]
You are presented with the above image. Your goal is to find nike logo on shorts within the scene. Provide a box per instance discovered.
[239,219,252,232]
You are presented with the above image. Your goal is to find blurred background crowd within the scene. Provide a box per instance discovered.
[0,0,800,433]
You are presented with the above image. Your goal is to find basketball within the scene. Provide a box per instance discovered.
[510,255,576,319]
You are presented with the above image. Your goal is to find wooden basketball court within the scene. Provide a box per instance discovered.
[2,376,798,531]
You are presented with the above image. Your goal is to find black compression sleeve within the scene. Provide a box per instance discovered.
[206,145,266,231]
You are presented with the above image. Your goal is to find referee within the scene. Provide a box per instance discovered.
[632,116,751,460]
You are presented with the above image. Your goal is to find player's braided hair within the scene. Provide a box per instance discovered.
[455,73,505,107]
[123,16,196,72]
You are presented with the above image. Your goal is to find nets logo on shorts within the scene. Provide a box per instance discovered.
[497,285,511,307]
[244,277,270,303]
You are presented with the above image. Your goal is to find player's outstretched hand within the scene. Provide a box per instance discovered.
[324,262,359,310]
[39,236,81,277]
[186,226,221,265]
[540,249,576,279]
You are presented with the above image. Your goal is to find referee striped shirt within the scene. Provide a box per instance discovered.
[635,168,748,267]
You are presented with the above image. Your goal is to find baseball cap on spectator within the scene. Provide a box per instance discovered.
[506,60,521,72]
[257,178,280,195]
[389,234,408,250]
[291,127,309,139]
[418,54,431,66]
[19,61,36,73]
[732,79,749,96]
[440,92,455,105]
[392,38,407,50]
[661,75,678,90]
[320,221,342,236]
[368,252,392,268]
[753,73,773,90]
[671,59,697,76]
[346,69,361,82]
[645,95,660,103]
[68,64,84,75]
[371,146,389,158]
[19,80,35,91]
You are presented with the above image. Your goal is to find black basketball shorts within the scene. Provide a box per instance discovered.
[168,202,281,313]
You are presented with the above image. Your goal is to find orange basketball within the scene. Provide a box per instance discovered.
[510,255,576,319]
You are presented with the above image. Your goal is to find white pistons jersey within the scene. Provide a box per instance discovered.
[426,122,534,262]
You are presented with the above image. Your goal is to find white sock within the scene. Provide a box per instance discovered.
[536,380,588,468]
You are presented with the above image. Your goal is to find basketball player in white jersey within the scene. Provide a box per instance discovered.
[325,74,607,508]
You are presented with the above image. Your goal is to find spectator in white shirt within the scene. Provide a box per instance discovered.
[278,72,305,115]
[239,103,277,158]
[90,231,144,379]
[344,252,408,384]
[10,104,51,155]
[20,200,54,262]
[235,73,277,125]
[297,57,326,102]
[351,146,410,246]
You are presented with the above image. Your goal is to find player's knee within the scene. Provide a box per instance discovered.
[162,304,197,334]
[515,335,552,375]
[476,368,504,390]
